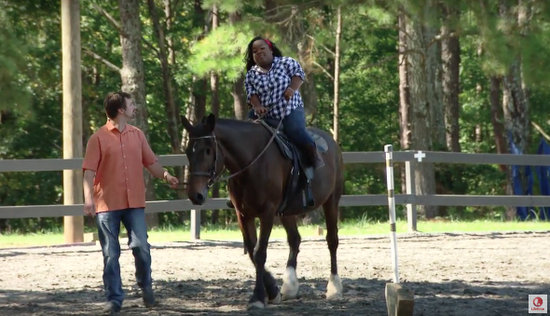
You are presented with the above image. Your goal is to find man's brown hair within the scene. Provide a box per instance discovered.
[104,91,131,119]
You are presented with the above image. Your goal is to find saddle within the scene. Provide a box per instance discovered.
[258,120,328,216]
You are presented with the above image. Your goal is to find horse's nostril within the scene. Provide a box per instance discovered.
[196,193,205,204]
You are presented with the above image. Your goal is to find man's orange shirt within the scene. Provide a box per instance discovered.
[82,120,157,213]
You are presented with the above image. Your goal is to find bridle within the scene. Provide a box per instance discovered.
[187,135,223,188]
[187,119,282,188]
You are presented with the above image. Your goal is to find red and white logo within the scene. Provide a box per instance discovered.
[529,294,547,314]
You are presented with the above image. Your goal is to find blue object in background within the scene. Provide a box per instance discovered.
[510,139,533,220]
[535,138,550,220]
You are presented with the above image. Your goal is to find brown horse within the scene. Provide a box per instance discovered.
[182,114,344,308]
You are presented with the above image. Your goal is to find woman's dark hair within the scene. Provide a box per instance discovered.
[245,36,283,71]
[104,91,131,119]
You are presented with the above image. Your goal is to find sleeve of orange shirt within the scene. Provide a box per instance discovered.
[139,129,158,167]
[82,134,100,172]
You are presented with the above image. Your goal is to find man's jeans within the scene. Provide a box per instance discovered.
[96,208,152,307]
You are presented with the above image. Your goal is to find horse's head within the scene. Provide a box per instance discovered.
[182,113,219,205]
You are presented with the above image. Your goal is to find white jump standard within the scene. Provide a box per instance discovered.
[384,144,414,316]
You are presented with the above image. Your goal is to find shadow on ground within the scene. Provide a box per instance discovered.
[1,276,547,315]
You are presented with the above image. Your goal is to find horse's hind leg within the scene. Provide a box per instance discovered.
[279,215,301,300]
[323,195,343,300]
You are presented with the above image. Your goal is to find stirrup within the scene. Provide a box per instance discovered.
[304,166,314,180]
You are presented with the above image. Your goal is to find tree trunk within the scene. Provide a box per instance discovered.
[441,4,461,152]
[147,0,181,154]
[489,76,507,156]
[398,12,412,196]
[398,8,438,219]
[297,35,318,120]
[398,13,412,153]
[118,0,158,227]
[503,58,530,220]
[210,3,221,224]
[164,0,176,66]
[191,0,207,123]
[332,5,342,144]
[232,75,247,120]
[228,12,247,120]
[502,62,529,153]
[498,1,531,220]
[424,20,445,151]
[148,0,185,203]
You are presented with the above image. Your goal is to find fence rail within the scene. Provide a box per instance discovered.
[2,151,550,237]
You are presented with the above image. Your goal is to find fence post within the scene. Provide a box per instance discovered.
[405,160,417,232]
[61,0,84,243]
[190,209,200,240]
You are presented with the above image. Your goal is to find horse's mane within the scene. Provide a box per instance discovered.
[216,118,268,134]
[217,118,259,127]
[214,118,273,148]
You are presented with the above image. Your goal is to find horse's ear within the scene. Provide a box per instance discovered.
[181,115,192,132]
[206,113,216,132]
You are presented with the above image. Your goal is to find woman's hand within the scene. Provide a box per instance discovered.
[283,87,295,101]
[253,104,268,116]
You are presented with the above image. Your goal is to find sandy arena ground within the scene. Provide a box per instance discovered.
[0,230,549,315]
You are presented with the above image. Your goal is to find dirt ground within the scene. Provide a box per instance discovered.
[0,230,549,315]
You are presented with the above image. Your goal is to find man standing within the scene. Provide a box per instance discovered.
[82,91,178,314]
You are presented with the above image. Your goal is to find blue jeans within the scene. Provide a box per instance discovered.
[96,208,152,307]
[261,107,315,147]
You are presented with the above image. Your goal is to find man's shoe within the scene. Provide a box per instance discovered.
[102,301,121,315]
[142,287,156,308]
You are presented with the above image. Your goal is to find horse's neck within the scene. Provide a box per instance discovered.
[215,120,270,172]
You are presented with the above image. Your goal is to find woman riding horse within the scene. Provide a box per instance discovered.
[244,36,324,170]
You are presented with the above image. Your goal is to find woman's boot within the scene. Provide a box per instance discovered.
[304,143,325,170]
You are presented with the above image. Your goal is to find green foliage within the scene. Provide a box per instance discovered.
[0,4,31,113]
[3,0,550,233]
[187,24,253,80]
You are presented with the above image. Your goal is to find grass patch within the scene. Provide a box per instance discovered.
[0,219,548,248]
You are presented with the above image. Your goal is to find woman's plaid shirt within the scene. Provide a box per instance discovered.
[245,56,306,119]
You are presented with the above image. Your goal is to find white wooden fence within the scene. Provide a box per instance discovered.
[2,150,550,240]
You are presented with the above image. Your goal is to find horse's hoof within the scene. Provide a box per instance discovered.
[268,292,282,304]
[327,291,343,300]
[281,267,299,300]
[326,274,343,300]
[247,300,266,309]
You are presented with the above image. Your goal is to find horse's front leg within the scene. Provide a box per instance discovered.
[237,211,280,307]
[248,213,281,308]
[237,211,257,260]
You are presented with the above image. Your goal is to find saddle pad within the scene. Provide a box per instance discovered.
[309,130,329,152]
